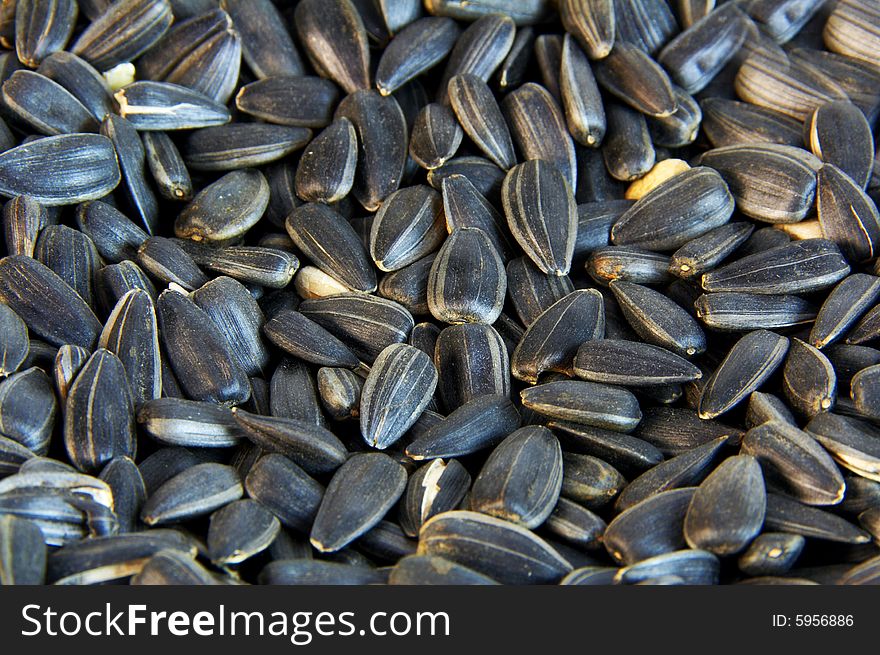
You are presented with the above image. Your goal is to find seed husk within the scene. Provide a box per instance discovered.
[376,17,460,96]
[601,102,655,182]
[764,492,870,543]
[669,222,755,280]
[699,330,790,419]
[399,458,471,537]
[0,134,120,205]
[220,0,303,80]
[141,462,242,526]
[442,174,517,262]
[183,124,311,173]
[192,276,269,378]
[310,452,407,552]
[0,304,28,378]
[559,0,614,60]
[742,420,846,506]
[738,532,805,577]
[300,294,414,364]
[157,289,251,406]
[418,510,572,584]
[0,514,47,584]
[406,394,520,460]
[115,81,231,131]
[176,169,270,243]
[574,339,702,387]
[816,163,880,263]
[234,75,339,128]
[14,0,78,68]
[470,426,563,528]
[64,349,135,473]
[2,70,98,136]
[136,397,241,449]
[294,118,357,204]
[434,323,510,411]
[72,0,173,71]
[807,101,873,190]
[447,74,515,170]
[428,155,506,200]
[851,363,880,421]
[437,14,515,104]
[389,554,498,585]
[522,380,641,432]
[244,454,324,534]
[137,237,208,291]
[702,239,850,295]
[804,412,880,483]
[595,42,677,118]
[131,550,219,585]
[501,82,577,190]
[3,196,49,259]
[360,343,437,449]
[191,245,299,290]
[34,224,100,311]
[0,367,56,455]
[604,487,696,565]
[700,97,804,149]
[378,254,434,316]
[142,132,192,202]
[781,338,837,417]
[588,246,672,286]
[823,0,880,68]
[789,46,880,124]
[259,559,383,585]
[614,0,678,55]
[370,184,446,272]
[294,0,371,95]
[97,456,145,534]
[75,201,148,264]
[264,309,360,369]
[560,452,626,509]
[694,292,818,331]
[335,90,408,211]
[206,498,280,566]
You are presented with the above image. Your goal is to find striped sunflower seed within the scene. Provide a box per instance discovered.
[559,0,614,60]
[506,256,574,327]
[448,74,516,169]
[549,420,662,475]
[294,0,371,95]
[694,292,818,331]
[409,103,463,171]
[700,97,804,148]
[470,426,563,528]
[2,69,98,136]
[399,458,470,537]
[601,102,655,182]
[0,304,28,378]
[131,550,219,585]
[405,394,520,460]
[52,345,88,405]
[14,0,78,68]
[360,343,437,449]
[378,254,435,315]
[742,420,846,506]
[428,155,506,200]
[64,349,135,472]
[442,174,518,262]
[434,323,510,411]
[764,492,869,543]
[805,412,880,483]
[0,367,57,455]
[823,0,880,69]
[294,119,357,204]
[310,452,407,552]
[376,17,460,96]
[0,134,120,205]
[0,514,47,584]
[560,452,625,508]
[595,42,677,118]
[613,0,677,55]
[501,83,577,189]
[142,132,193,202]
[136,398,241,448]
[75,201,148,263]
[521,380,641,432]
[264,309,359,369]
[807,100,873,189]
[616,549,719,585]
[781,338,836,417]
[176,169,270,243]
[588,246,671,286]
[789,47,880,124]
[207,498,280,565]
[389,554,497,585]
[738,532,805,577]
[669,222,754,280]
[437,14,515,104]
[851,363,880,421]
[418,510,572,584]
[370,185,446,272]
[115,81,231,130]
[816,163,880,262]
[699,330,790,419]
[141,462,242,526]
[317,367,363,421]
[220,0,303,80]
[244,454,324,534]
[98,456,145,534]
[534,35,563,103]
[137,237,208,291]
[100,114,158,235]
[702,239,850,295]
[183,124,311,172]
[3,196,49,259]
[34,224,100,310]
[573,339,702,386]
[559,34,605,148]
[234,76,339,128]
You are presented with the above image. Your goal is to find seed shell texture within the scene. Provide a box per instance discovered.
[807,100,874,189]
[115,81,231,131]
[175,169,270,243]
[574,339,702,386]
[0,367,57,454]
[310,452,407,552]
[376,17,460,96]
[263,309,360,369]
[0,304,28,377]
[0,514,47,584]
[816,163,880,263]
[595,42,677,118]
[781,338,837,417]
[142,132,193,201]
[220,0,304,80]
[442,175,517,262]
[370,184,446,272]
[294,119,357,204]
[559,34,606,148]
[234,76,339,128]
[141,462,242,526]
[700,97,804,149]
[601,102,655,182]
[436,14,515,104]
[559,0,615,60]
[448,73,516,170]
[408,103,463,171]
[183,124,312,172]
[2,70,99,136]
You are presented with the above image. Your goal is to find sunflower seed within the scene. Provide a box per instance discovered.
[816,163,880,263]
[72,0,172,71]
[0,304,27,379]
[136,237,207,291]
[699,330,790,419]
[63,349,134,473]
[694,292,818,331]
[669,222,754,280]
[0,133,120,205]
[33,224,99,311]
[4,69,100,137]
[137,398,242,449]
[244,453,324,534]
[702,239,850,295]
[74,202,147,264]
[737,532,805,576]
[95,456,144,534]
[559,0,614,60]
[804,412,880,483]
[141,462,241,526]
[176,169,269,243]
[335,90,408,211]
[522,380,641,432]
[0,514,47,584]
[316,367,362,422]
[221,0,303,79]
[259,559,383,585]
[234,76,338,129]
[613,0,677,55]
[823,0,880,68]
[266,312,360,374]
[360,343,437,449]
[447,74,514,169]
[295,0,370,94]
[559,566,618,585]
[142,132,192,202]
[310,452,406,552]
[3,196,49,259]
[294,119,356,204]
[157,289,251,406]
[742,420,845,506]
[506,257,573,328]
[406,394,520,460]
[560,452,625,509]
[183,124,311,173]
[95,261,157,316]
[588,246,671,286]
[193,245,299,290]
[418,510,571,584]
[851,363,880,421]
[536,36,564,102]
[764,492,870,543]
[389,553,498,585]
[429,155,506,200]
[0,367,56,455]
[442,175,517,262]
[807,101,873,190]
[700,97,804,148]
[780,338,837,417]
[496,25,534,90]
[574,340,702,387]
[14,0,77,68]
[604,487,696,565]
[130,549,220,585]
[377,17,460,96]
[286,203,376,293]
[378,254,434,315]
[115,81,231,130]
[790,47,880,124]
[470,426,562,528]
[369,186,445,273]
[502,83,577,189]
[595,44,676,119]
[601,102,655,182]
[437,14,515,104]
[434,323,510,411]
[398,458,470,537]
[408,103,463,172]
[300,294,414,364]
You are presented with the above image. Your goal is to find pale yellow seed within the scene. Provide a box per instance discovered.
[294,266,351,299]
[625,159,691,200]
[103,63,136,92]
[774,220,823,240]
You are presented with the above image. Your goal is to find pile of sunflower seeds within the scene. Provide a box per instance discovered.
[0,0,880,586]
